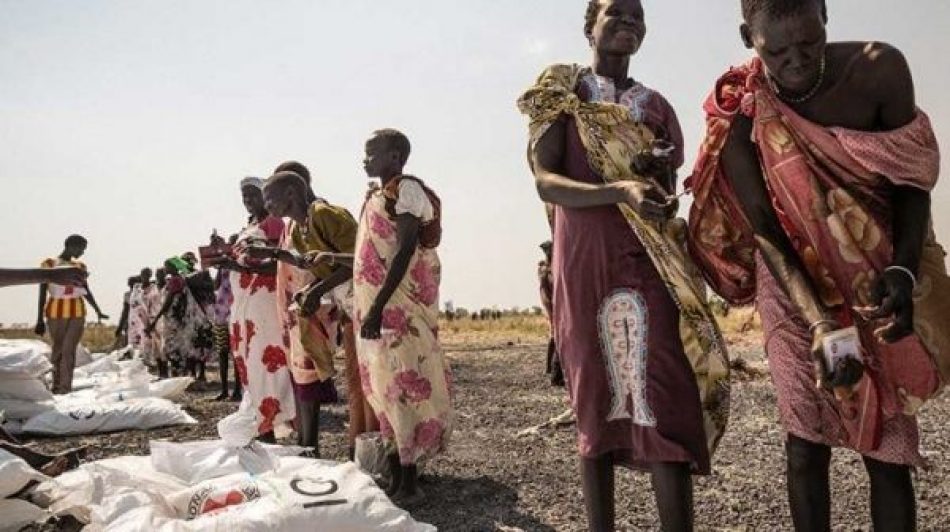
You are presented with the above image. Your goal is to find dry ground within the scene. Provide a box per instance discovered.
[10,314,950,531]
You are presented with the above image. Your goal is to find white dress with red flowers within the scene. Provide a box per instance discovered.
[353,182,454,466]
[229,216,297,436]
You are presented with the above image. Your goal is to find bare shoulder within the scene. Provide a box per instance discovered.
[836,41,915,126]
[842,43,913,97]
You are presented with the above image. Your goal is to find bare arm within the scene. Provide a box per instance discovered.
[720,115,831,327]
[83,286,108,320]
[35,283,47,334]
[530,119,673,219]
[0,268,83,288]
[360,214,420,339]
[857,44,928,341]
[116,298,130,335]
[297,266,354,317]
[147,292,177,333]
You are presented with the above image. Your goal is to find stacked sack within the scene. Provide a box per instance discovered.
[0,340,196,437]
[0,340,56,426]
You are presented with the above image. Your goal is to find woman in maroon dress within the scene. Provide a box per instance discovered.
[519,1,730,530]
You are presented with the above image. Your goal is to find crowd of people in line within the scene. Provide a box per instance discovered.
[4,0,950,529]
[16,128,452,506]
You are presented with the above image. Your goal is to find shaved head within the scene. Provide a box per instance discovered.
[274,160,311,184]
[741,0,826,23]
[265,170,309,196]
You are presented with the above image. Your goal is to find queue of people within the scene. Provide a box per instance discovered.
[8,0,950,528]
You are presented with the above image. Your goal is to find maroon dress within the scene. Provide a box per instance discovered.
[552,74,710,473]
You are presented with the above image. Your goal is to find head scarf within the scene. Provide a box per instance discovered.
[165,256,190,275]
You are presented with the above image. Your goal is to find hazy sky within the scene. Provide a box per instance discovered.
[1,0,948,326]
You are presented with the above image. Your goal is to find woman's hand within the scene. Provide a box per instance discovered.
[614,181,675,221]
[301,252,333,269]
[854,269,916,343]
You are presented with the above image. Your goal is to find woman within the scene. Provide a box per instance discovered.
[518,1,729,530]
[217,177,296,442]
[34,234,109,394]
[127,268,162,367]
[211,237,241,401]
[146,258,212,380]
[686,2,950,529]
[353,128,453,505]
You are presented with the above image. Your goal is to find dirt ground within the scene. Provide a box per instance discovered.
[22,335,950,531]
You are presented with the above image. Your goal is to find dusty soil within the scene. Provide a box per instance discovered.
[22,338,950,531]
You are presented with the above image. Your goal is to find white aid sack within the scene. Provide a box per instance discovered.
[73,353,122,379]
[0,448,49,498]
[65,455,436,531]
[0,397,55,420]
[150,440,307,485]
[0,339,52,377]
[21,397,197,436]
[0,371,53,402]
[74,344,93,367]
[0,499,49,532]
[147,378,193,399]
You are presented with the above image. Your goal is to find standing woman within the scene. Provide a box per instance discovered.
[146,258,209,378]
[128,268,162,368]
[518,1,730,530]
[218,177,296,442]
[35,234,109,394]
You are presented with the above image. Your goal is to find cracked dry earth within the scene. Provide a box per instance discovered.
[24,339,950,531]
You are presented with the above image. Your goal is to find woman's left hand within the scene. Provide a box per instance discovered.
[854,269,915,343]
[360,307,383,340]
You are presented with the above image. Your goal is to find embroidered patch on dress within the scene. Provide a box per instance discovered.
[598,289,656,426]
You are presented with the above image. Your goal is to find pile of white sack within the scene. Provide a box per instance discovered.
[16,408,436,531]
[0,340,195,437]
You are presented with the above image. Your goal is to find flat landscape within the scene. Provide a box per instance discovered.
[8,314,950,531]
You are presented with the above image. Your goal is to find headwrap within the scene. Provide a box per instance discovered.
[240,176,264,190]
[165,256,190,275]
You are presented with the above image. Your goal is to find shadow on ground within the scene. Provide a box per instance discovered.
[413,474,556,532]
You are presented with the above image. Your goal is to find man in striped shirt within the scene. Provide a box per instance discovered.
[34,234,109,393]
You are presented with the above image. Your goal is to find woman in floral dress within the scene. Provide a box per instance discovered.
[354,129,453,504]
[218,177,296,441]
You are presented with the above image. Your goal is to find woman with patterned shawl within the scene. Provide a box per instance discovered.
[517,2,730,530]
[686,1,950,530]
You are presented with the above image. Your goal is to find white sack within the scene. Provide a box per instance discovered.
[21,397,197,436]
[150,440,307,485]
[0,340,52,378]
[0,397,55,420]
[74,344,93,367]
[0,448,48,498]
[39,455,435,532]
[0,498,49,532]
[0,372,53,402]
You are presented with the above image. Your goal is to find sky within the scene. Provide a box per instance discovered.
[1,0,948,326]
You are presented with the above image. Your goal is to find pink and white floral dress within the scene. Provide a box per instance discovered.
[353,180,454,465]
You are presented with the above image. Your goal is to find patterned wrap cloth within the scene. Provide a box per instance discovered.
[352,183,454,466]
[687,58,950,464]
[517,64,731,466]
